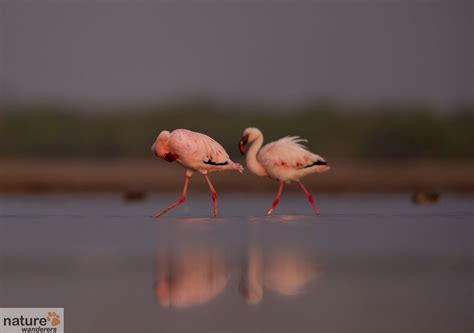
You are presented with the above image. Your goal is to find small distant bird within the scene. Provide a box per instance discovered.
[123,190,147,203]
[412,191,440,205]
[152,129,243,218]
[239,127,330,215]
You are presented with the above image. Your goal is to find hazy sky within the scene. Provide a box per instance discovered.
[0,1,472,107]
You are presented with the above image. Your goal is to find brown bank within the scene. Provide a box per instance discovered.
[1,159,473,193]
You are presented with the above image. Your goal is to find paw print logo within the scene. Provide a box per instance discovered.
[47,312,61,327]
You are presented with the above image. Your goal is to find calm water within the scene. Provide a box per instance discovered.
[0,194,472,333]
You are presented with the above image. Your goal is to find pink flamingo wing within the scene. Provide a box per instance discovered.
[197,132,230,165]
[258,136,325,170]
[169,129,230,164]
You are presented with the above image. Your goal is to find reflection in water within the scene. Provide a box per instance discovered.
[155,246,229,308]
[155,232,322,308]
[239,247,263,304]
[240,246,319,304]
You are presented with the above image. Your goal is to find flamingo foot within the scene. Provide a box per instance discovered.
[154,175,191,219]
[313,206,321,216]
[204,174,219,218]
[298,181,320,216]
[212,192,218,217]
[267,182,284,216]
[155,196,186,218]
[308,196,320,215]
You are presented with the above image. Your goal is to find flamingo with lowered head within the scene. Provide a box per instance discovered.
[152,129,243,218]
[239,127,330,215]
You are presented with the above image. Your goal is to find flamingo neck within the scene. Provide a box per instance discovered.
[246,135,268,177]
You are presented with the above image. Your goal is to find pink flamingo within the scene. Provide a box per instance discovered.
[152,129,243,218]
[239,127,330,215]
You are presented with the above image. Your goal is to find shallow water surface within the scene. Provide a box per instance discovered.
[0,194,472,333]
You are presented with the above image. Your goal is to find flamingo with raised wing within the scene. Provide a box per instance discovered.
[239,127,330,215]
[152,129,243,218]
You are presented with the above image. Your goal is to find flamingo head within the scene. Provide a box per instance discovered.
[239,127,262,155]
[152,130,171,159]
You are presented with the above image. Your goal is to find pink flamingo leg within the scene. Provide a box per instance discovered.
[267,182,284,215]
[204,174,218,217]
[297,181,320,215]
[155,175,191,218]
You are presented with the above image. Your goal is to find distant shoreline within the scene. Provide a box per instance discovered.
[1,159,473,193]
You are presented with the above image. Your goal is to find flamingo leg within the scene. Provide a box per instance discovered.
[204,174,218,217]
[267,181,284,215]
[155,175,191,218]
[297,181,320,215]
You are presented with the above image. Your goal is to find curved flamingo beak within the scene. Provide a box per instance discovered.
[239,135,249,155]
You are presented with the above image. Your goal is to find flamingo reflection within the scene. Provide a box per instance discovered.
[240,246,320,304]
[155,246,229,309]
[154,241,321,308]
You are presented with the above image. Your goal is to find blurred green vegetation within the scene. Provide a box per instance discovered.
[1,101,473,161]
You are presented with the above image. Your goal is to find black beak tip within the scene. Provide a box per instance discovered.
[239,144,245,155]
[239,137,248,155]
